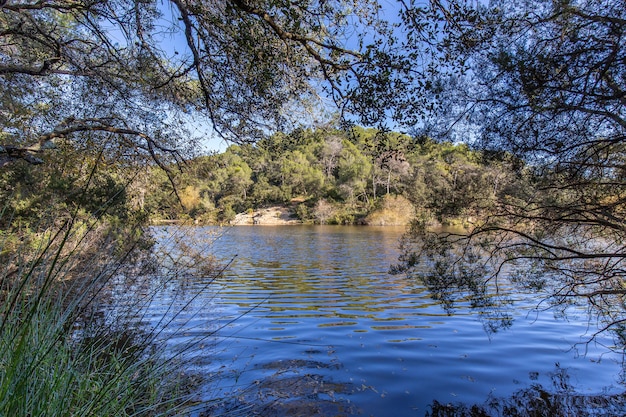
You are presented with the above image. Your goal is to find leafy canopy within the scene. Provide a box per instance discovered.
[396,0,626,349]
[0,0,408,167]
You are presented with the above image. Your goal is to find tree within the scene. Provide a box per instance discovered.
[0,0,408,170]
[377,149,411,195]
[319,134,344,178]
[396,0,626,350]
[279,149,325,197]
[336,139,371,204]
[313,198,335,224]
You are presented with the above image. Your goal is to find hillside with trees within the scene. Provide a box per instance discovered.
[143,126,525,226]
[1,0,625,414]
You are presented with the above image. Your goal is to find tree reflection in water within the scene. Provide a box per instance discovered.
[426,364,625,417]
[202,362,624,417]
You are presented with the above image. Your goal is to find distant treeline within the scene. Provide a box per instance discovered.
[142,127,526,225]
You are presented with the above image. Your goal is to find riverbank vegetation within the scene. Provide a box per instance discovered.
[0,150,225,415]
[0,223,182,416]
[1,0,625,414]
[144,126,524,227]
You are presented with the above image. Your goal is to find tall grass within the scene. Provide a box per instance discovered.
[0,212,215,416]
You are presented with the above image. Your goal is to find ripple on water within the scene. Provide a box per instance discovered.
[138,226,625,417]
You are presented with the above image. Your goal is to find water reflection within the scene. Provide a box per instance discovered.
[426,364,626,417]
[133,226,624,416]
[205,363,626,417]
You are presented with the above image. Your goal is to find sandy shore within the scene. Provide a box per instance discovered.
[231,206,301,225]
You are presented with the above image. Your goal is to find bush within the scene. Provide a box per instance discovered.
[0,213,216,416]
[364,194,415,226]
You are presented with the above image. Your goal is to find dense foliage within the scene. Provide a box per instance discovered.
[2,0,626,412]
[144,126,524,225]
[0,0,410,169]
[395,0,626,350]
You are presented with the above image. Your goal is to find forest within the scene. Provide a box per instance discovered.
[144,126,523,226]
[0,124,518,230]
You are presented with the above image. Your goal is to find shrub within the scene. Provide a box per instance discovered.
[364,194,415,226]
[0,213,218,416]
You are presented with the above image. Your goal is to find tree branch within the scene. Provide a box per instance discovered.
[0,118,178,167]
[229,0,361,70]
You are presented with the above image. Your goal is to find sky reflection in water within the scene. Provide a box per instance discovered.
[142,226,625,416]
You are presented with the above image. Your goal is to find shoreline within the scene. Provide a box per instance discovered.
[151,205,417,227]
[231,206,301,225]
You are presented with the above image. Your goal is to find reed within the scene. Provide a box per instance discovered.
[0,213,201,417]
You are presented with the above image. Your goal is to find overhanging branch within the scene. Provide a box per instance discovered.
[0,118,179,168]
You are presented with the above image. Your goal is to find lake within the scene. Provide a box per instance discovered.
[123,225,625,416]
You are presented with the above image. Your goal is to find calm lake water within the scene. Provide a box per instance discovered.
[126,226,625,416]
